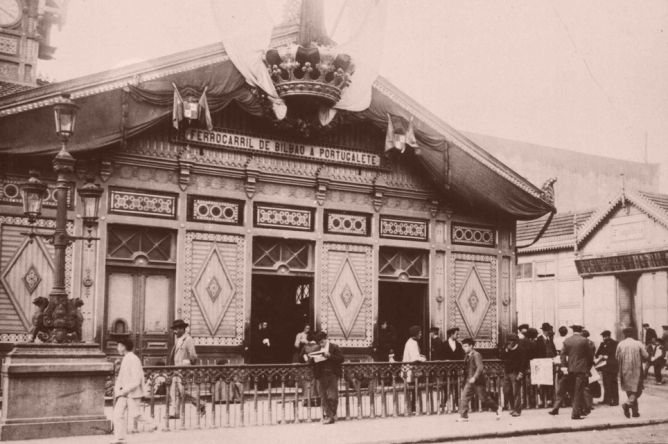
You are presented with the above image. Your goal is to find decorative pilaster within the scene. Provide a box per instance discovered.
[315,166,331,206]
[245,158,260,199]
[177,146,194,191]
[372,174,387,212]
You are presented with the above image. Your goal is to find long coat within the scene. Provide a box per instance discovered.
[560,334,593,373]
[616,338,649,392]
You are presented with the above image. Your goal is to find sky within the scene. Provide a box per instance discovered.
[41,0,668,190]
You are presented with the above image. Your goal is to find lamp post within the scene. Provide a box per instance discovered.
[19,94,103,343]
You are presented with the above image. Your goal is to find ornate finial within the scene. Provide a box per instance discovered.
[541,177,557,206]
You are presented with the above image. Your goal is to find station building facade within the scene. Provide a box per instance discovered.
[0,27,554,364]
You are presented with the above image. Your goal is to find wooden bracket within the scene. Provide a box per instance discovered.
[245,158,260,199]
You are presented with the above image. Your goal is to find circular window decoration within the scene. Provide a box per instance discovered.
[454,228,464,240]
[473,231,482,241]
[2,183,19,199]
[332,217,341,228]
[354,220,363,230]
[223,206,235,219]
[210,205,222,217]
[483,232,492,243]
[464,229,473,240]
[343,219,352,229]
[197,204,209,216]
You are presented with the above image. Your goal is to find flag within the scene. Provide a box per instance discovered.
[385,113,396,152]
[405,116,418,148]
[198,87,213,131]
[172,83,184,130]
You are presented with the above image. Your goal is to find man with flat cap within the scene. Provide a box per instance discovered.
[548,325,593,419]
[167,319,204,419]
[617,327,648,418]
[443,327,465,360]
[499,333,527,416]
[596,330,619,406]
[429,327,445,361]
[643,323,657,346]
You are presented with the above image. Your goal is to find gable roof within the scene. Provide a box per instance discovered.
[575,188,668,245]
[0,24,554,221]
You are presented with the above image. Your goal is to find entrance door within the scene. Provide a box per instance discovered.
[250,275,312,364]
[106,268,174,364]
[378,281,427,360]
[617,274,639,339]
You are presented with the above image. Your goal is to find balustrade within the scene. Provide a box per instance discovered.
[113,360,559,432]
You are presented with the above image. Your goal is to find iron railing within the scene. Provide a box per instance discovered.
[115,360,559,432]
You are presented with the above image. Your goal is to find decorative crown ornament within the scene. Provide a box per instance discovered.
[265,43,355,106]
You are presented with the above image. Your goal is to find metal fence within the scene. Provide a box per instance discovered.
[115,360,559,432]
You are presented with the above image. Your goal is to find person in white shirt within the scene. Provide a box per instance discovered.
[111,338,157,443]
[403,326,426,414]
[167,319,203,419]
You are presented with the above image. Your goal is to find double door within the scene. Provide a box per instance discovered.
[106,268,174,364]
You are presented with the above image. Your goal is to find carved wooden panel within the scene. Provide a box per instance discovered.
[380,216,428,241]
[321,244,373,347]
[109,188,178,219]
[254,203,314,231]
[188,196,243,226]
[0,216,73,341]
[184,232,245,345]
[451,224,495,247]
[449,253,497,348]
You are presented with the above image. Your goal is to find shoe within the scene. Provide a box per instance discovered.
[322,418,335,425]
[622,404,630,418]
[456,417,469,422]
[147,425,158,433]
[167,415,180,420]
[571,415,583,420]
[632,413,640,418]
[510,412,521,417]
[548,409,559,416]
[496,405,502,420]
[199,406,206,416]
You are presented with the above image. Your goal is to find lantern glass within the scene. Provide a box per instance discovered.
[20,179,47,223]
[53,95,78,141]
[77,180,103,226]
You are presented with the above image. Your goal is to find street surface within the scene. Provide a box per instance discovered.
[445,422,668,444]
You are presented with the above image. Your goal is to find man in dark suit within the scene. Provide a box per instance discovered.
[442,327,465,360]
[596,330,619,406]
[311,331,344,424]
[643,323,657,346]
[456,338,502,421]
[549,325,594,419]
[430,327,445,360]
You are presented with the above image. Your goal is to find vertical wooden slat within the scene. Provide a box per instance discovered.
[281,378,286,425]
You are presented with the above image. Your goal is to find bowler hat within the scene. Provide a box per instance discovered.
[446,327,459,336]
[663,325,668,330]
[429,327,440,333]
[541,322,553,331]
[518,324,529,331]
[600,330,611,337]
[506,333,519,341]
[570,325,583,333]
[171,319,189,329]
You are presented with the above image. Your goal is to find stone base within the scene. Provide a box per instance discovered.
[0,418,111,441]
[0,343,113,441]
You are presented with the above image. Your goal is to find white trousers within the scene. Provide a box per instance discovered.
[113,396,155,440]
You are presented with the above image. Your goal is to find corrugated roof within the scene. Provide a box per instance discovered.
[0,82,35,98]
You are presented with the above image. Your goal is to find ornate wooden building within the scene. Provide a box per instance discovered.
[0,9,554,364]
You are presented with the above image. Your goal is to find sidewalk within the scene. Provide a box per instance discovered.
[10,390,668,444]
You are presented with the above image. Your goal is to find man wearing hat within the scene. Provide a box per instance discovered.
[661,326,668,369]
[536,323,556,359]
[430,327,445,361]
[548,325,593,419]
[310,331,344,424]
[518,325,537,361]
[616,327,649,418]
[457,338,502,421]
[167,319,202,419]
[595,330,619,406]
[499,333,527,416]
[642,323,657,346]
[443,327,465,360]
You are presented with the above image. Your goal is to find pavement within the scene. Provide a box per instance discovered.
[9,386,668,444]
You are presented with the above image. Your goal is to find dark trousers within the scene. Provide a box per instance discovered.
[554,372,587,416]
[624,390,642,415]
[503,372,522,414]
[601,371,619,404]
[653,360,665,383]
[318,375,339,419]
[459,382,498,418]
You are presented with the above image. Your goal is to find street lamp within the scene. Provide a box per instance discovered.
[19,94,103,343]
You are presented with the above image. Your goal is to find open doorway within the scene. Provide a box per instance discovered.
[617,274,639,339]
[378,281,427,360]
[250,275,312,363]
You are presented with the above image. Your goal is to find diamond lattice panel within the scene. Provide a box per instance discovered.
[455,265,490,338]
[192,244,236,335]
[329,255,366,338]
[0,238,55,330]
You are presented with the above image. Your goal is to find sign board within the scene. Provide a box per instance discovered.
[530,358,554,386]
[180,128,383,169]
[575,250,668,276]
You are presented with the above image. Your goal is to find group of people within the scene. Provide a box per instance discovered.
[642,323,668,384]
